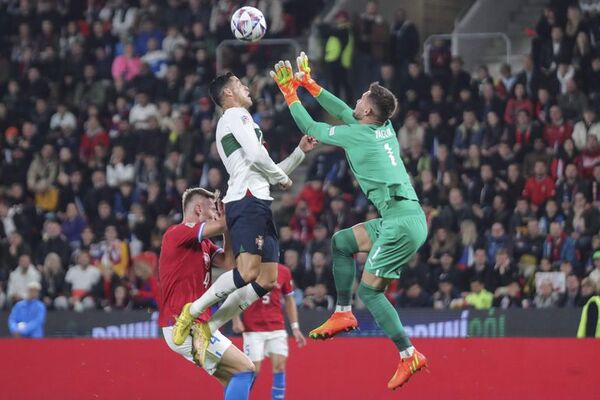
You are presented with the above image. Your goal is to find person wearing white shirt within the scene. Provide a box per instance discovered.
[129,92,159,130]
[572,108,600,151]
[7,254,41,304]
[65,251,101,310]
[49,104,77,132]
[172,72,317,355]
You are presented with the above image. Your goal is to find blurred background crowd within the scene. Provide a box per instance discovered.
[1,0,600,318]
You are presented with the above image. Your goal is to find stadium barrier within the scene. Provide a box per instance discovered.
[0,338,596,399]
[0,308,581,338]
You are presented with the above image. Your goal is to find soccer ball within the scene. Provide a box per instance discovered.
[230,6,267,42]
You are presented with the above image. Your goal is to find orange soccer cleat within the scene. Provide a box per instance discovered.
[387,349,429,390]
[309,311,358,340]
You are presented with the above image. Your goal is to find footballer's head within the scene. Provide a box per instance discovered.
[352,82,398,125]
[209,72,252,109]
[182,187,219,223]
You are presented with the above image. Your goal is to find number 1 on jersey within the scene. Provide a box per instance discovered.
[384,143,397,166]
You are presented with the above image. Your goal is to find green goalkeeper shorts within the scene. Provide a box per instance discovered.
[362,201,428,280]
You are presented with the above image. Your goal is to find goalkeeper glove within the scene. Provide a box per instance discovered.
[295,51,322,97]
[270,60,300,106]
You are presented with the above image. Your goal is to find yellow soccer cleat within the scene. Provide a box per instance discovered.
[172,303,194,346]
[191,322,212,367]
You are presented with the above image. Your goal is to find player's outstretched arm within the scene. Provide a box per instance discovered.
[277,135,318,175]
[271,61,347,148]
[295,51,357,125]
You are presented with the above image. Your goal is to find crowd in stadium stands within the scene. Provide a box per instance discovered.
[1,0,600,315]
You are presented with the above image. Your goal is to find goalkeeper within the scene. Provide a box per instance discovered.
[270,54,429,391]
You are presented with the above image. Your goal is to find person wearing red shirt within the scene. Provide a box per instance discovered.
[159,187,255,399]
[504,82,534,126]
[232,264,306,400]
[79,115,110,163]
[543,105,572,152]
[296,179,325,217]
[522,160,556,210]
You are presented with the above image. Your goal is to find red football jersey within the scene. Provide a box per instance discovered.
[158,222,223,327]
[242,264,294,332]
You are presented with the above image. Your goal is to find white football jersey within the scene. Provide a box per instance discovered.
[215,107,305,203]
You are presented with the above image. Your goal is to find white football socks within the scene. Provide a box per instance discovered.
[190,270,238,317]
[335,305,352,312]
[207,284,260,333]
[400,346,415,359]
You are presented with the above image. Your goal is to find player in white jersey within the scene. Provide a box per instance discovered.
[172,72,317,367]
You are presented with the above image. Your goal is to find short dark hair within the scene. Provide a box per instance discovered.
[209,72,234,107]
[367,82,397,124]
[182,187,217,212]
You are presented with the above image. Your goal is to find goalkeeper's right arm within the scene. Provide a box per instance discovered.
[295,51,357,125]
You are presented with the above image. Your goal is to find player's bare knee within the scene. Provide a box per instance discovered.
[256,277,277,291]
[238,266,260,282]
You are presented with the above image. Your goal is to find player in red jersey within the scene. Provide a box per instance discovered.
[232,264,306,400]
[159,187,255,400]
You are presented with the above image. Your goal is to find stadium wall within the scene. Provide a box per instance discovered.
[0,338,596,399]
[0,309,582,337]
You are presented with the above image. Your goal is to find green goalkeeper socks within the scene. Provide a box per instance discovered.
[358,282,412,351]
[331,228,359,306]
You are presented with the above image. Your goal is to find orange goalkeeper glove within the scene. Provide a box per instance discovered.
[270,60,300,106]
[295,51,322,97]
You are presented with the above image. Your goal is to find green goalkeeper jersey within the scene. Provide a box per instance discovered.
[289,89,419,215]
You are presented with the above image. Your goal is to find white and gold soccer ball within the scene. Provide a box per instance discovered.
[230,6,267,42]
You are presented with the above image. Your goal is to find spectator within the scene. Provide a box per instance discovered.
[390,8,419,76]
[432,273,460,309]
[488,248,518,291]
[504,83,534,126]
[7,254,41,304]
[463,277,493,310]
[302,283,334,310]
[27,144,59,212]
[493,280,525,308]
[306,224,331,260]
[303,251,335,296]
[572,107,600,151]
[73,65,107,110]
[397,111,424,152]
[129,92,159,130]
[79,116,110,165]
[522,160,556,210]
[543,222,576,265]
[589,250,600,288]
[35,220,71,268]
[65,251,101,311]
[297,179,325,217]
[130,257,158,309]
[534,279,560,308]
[559,273,582,307]
[353,0,389,93]
[8,281,46,338]
[486,223,511,264]
[398,281,432,308]
[40,253,68,310]
[453,109,482,160]
[111,42,141,81]
[543,105,573,152]
[92,264,121,311]
[93,225,129,277]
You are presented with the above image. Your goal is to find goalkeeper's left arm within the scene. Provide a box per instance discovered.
[270,60,354,149]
